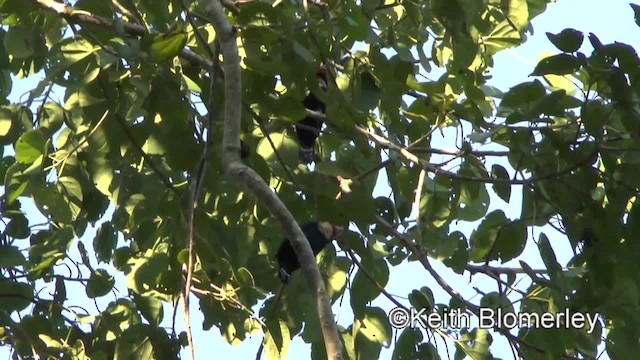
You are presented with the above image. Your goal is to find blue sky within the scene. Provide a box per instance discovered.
[2,0,639,359]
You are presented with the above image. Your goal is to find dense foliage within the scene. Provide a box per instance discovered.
[1,0,640,358]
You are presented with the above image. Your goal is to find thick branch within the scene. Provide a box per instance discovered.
[203,1,342,359]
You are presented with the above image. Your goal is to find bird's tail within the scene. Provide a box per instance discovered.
[299,146,314,164]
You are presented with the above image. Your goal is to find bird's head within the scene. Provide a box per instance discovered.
[318,221,344,241]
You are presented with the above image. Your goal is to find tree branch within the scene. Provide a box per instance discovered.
[301,108,595,185]
[202,1,342,359]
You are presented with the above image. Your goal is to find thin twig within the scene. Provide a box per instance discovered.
[180,5,221,357]
[110,0,137,22]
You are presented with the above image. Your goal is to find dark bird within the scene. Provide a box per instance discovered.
[275,221,344,284]
[295,68,328,164]
[256,221,343,360]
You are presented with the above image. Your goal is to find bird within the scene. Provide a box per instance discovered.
[294,68,329,164]
[275,221,344,284]
[256,221,343,360]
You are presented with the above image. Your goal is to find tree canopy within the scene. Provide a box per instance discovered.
[2,0,640,359]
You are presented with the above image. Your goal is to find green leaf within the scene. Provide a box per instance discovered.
[326,256,351,300]
[538,233,562,280]
[443,236,470,274]
[236,267,255,287]
[3,26,34,59]
[58,176,84,217]
[94,222,118,263]
[546,28,584,52]
[498,80,546,121]
[0,110,11,136]
[408,287,434,312]
[264,318,290,359]
[501,0,529,33]
[582,100,607,138]
[60,38,98,64]
[292,41,315,63]
[494,221,526,262]
[5,214,29,239]
[424,228,460,260]
[0,279,32,312]
[133,294,164,327]
[114,325,154,360]
[480,292,515,317]
[314,161,349,178]
[0,245,26,268]
[455,328,492,360]
[302,296,324,343]
[32,183,73,223]
[490,164,511,202]
[28,256,59,280]
[358,307,392,346]
[350,255,389,318]
[270,96,307,122]
[483,20,522,52]
[392,328,424,360]
[607,324,640,357]
[176,249,189,265]
[354,71,381,111]
[39,102,65,137]
[127,251,176,297]
[15,129,46,164]
[457,160,491,221]
[145,29,188,62]
[531,54,583,76]
[256,132,298,167]
[469,210,508,262]
[86,269,115,298]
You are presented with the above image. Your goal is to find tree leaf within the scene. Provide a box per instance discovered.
[15,129,46,164]
[86,269,115,298]
[0,279,32,312]
[0,245,26,268]
[546,28,584,52]
[490,164,511,202]
[531,54,583,76]
[93,222,117,264]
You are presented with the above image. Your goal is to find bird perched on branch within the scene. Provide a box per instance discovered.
[294,68,329,164]
[275,221,344,284]
[256,221,343,360]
